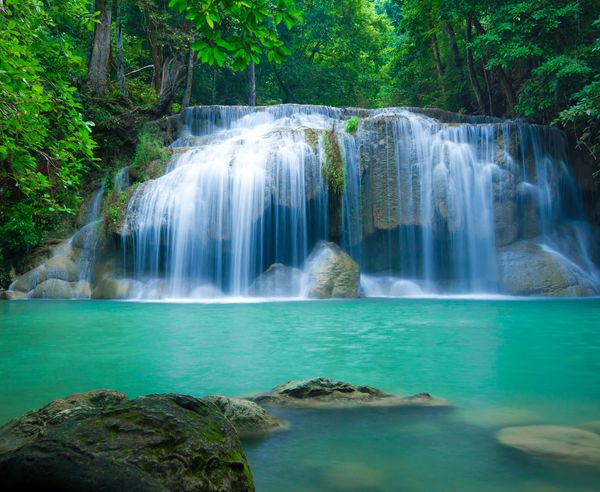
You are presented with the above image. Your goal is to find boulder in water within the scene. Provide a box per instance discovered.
[497,425,600,467]
[305,242,360,298]
[250,377,450,408]
[249,263,303,297]
[203,396,287,438]
[0,391,255,492]
[498,241,596,296]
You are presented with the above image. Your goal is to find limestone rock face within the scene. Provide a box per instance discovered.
[497,425,600,467]
[250,377,450,409]
[203,396,287,438]
[0,391,254,492]
[92,275,136,299]
[305,242,360,298]
[249,263,303,297]
[497,241,596,296]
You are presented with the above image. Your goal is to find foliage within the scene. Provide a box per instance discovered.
[169,0,302,69]
[132,130,170,181]
[0,0,96,278]
[346,116,360,134]
[322,133,345,195]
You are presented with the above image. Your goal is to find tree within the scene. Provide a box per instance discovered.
[88,0,113,95]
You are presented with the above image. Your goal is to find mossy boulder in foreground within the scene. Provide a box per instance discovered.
[0,390,254,492]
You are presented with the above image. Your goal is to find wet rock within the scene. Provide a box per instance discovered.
[10,265,47,293]
[321,461,386,492]
[305,242,360,298]
[250,377,450,409]
[30,279,75,299]
[45,255,78,282]
[497,241,596,296]
[92,275,135,299]
[0,390,127,454]
[204,396,287,438]
[249,263,303,297]
[0,391,254,492]
[497,425,600,467]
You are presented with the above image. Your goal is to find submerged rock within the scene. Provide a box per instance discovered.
[248,263,303,297]
[250,377,450,409]
[304,242,360,298]
[204,396,287,438]
[0,391,255,491]
[497,425,600,467]
[497,241,596,296]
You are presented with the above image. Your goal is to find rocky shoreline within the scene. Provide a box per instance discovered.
[0,378,448,490]
[2,378,599,491]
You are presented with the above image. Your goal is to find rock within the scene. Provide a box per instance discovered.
[321,461,386,491]
[304,242,360,298]
[92,276,134,299]
[203,396,287,438]
[45,255,78,282]
[0,390,127,454]
[73,280,92,298]
[250,377,450,409]
[492,166,518,247]
[10,265,47,293]
[497,425,600,467]
[0,391,254,492]
[249,263,303,297]
[30,279,74,299]
[497,241,596,296]
[0,439,169,492]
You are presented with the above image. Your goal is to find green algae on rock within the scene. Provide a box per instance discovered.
[0,390,255,492]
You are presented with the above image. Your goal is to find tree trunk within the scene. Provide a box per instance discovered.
[87,0,112,95]
[116,0,126,95]
[150,58,186,116]
[472,16,516,114]
[248,60,256,106]
[273,64,291,103]
[181,45,195,109]
[430,31,444,78]
[465,15,487,114]
[87,0,96,67]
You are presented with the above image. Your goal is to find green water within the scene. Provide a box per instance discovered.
[1,299,599,491]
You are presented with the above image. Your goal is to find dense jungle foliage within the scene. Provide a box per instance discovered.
[0,0,598,286]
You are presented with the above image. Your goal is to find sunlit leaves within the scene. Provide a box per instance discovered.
[168,0,301,70]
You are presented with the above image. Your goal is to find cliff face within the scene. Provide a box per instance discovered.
[6,105,600,299]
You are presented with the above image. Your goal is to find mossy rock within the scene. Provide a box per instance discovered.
[0,391,254,492]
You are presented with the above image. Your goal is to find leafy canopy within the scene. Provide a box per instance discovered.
[168,0,302,69]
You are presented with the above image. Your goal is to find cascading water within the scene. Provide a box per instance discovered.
[11,104,594,300]
[122,107,334,297]
[112,104,600,299]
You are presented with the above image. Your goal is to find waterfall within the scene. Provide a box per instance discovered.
[108,105,599,299]
[122,108,332,297]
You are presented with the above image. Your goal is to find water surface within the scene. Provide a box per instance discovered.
[1,299,599,491]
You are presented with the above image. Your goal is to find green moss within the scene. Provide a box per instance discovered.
[132,129,170,182]
[322,132,345,195]
[346,116,359,134]
[103,184,139,236]
[304,128,320,149]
